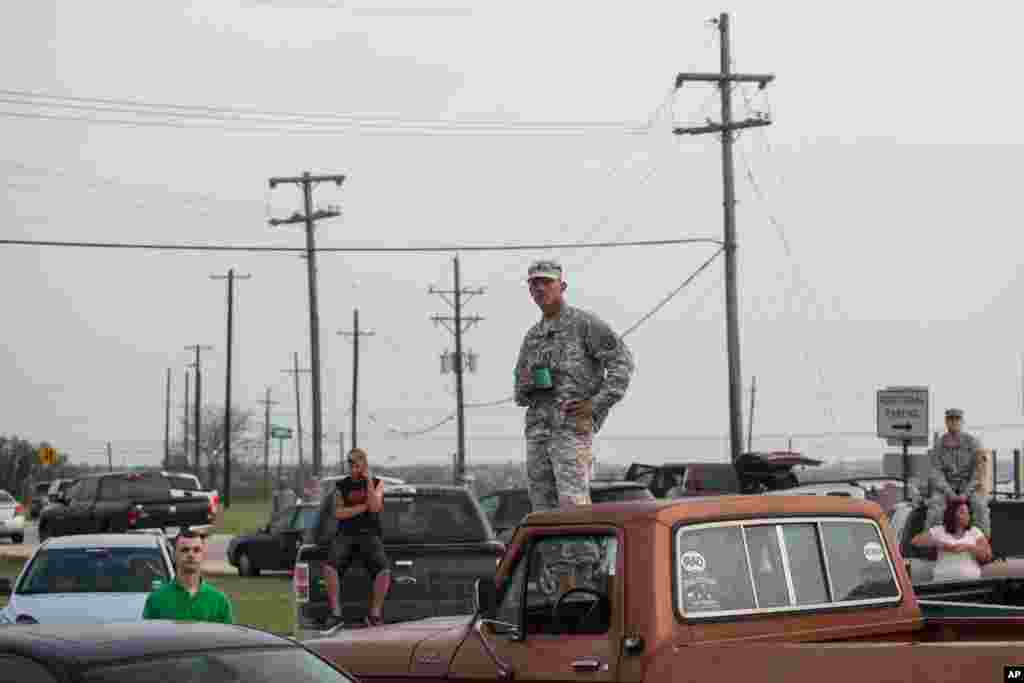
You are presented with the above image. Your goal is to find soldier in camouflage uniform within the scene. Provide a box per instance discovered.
[926,408,990,537]
[515,259,634,591]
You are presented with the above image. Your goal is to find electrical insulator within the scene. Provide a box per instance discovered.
[467,351,479,374]
[440,352,450,374]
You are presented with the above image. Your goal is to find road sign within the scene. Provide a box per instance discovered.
[271,426,293,440]
[38,446,57,466]
[876,386,929,442]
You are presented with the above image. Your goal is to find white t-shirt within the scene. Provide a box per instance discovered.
[930,526,984,582]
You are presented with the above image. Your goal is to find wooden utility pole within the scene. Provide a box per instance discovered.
[747,375,757,453]
[674,12,774,464]
[283,352,312,491]
[268,171,345,478]
[164,368,172,469]
[430,255,484,486]
[210,267,251,509]
[183,368,190,466]
[185,344,214,480]
[107,442,113,472]
[338,308,375,451]
[256,387,279,501]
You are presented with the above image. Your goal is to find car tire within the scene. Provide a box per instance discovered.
[238,551,259,577]
[10,534,22,544]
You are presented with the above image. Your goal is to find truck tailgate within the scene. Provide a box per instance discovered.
[133,497,211,530]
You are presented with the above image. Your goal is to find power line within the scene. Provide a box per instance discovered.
[0,236,722,253]
[0,88,663,132]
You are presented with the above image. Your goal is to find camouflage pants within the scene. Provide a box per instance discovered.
[526,428,594,511]
[526,427,599,593]
[926,491,991,537]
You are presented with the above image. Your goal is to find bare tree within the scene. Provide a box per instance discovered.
[196,406,257,489]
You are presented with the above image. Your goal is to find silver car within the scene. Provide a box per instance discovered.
[0,489,26,544]
[0,532,174,625]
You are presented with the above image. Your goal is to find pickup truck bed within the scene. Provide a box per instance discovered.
[306,495,1024,683]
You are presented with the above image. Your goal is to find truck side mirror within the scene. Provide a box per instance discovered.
[474,578,498,620]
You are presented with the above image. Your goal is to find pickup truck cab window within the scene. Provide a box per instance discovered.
[676,517,900,619]
[99,474,168,501]
[498,534,617,636]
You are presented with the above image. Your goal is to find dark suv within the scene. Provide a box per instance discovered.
[479,481,654,544]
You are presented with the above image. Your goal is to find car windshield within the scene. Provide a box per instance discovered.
[81,647,355,683]
[17,547,169,595]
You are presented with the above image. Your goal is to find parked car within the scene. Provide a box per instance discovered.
[29,480,52,519]
[38,470,218,542]
[0,532,174,625]
[478,481,655,544]
[0,489,26,544]
[292,483,505,638]
[227,503,320,576]
[0,621,360,683]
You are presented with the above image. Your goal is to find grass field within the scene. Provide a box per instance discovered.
[214,497,275,536]
[0,558,295,635]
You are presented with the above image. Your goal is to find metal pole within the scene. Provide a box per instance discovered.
[746,375,756,453]
[902,439,910,502]
[453,256,467,486]
[264,388,271,501]
[718,12,745,464]
[301,173,324,478]
[194,353,202,480]
[352,309,359,451]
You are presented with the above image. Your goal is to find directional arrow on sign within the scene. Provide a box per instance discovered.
[892,423,913,431]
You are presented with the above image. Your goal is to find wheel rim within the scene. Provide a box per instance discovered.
[239,552,252,575]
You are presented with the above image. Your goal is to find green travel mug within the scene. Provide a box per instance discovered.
[532,367,553,389]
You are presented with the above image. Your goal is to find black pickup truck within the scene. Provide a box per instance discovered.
[292,484,505,639]
[38,470,217,541]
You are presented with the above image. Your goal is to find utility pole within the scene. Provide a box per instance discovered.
[673,12,774,464]
[268,171,345,479]
[164,368,172,469]
[185,344,214,481]
[338,308,375,451]
[210,268,252,509]
[256,387,279,501]
[183,368,190,468]
[107,442,113,472]
[283,352,312,491]
[430,255,484,486]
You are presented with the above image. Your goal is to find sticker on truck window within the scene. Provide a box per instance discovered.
[680,550,706,573]
[863,541,884,563]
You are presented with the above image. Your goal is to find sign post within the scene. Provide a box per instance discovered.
[876,386,929,501]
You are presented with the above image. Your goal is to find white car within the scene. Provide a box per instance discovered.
[0,489,26,543]
[0,532,175,625]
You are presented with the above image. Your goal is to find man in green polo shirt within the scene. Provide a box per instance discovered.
[143,528,234,624]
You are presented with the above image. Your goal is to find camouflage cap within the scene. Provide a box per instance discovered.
[944,408,964,419]
[527,259,563,281]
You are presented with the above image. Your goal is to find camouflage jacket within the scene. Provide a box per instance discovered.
[928,431,984,496]
[514,305,634,433]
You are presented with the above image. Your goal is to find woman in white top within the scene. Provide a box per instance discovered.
[911,496,992,582]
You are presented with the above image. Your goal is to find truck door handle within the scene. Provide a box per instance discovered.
[571,658,607,673]
[394,575,417,585]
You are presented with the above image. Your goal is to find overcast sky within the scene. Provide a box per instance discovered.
[3,1,1024,471]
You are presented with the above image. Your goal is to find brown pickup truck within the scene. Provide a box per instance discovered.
[305,494,1024,682]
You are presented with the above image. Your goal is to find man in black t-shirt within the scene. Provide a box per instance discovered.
[324,448,390,629]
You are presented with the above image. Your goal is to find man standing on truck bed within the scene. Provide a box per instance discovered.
[515,259,633,589]
[927,408,991,537]
[323,448,389,629]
